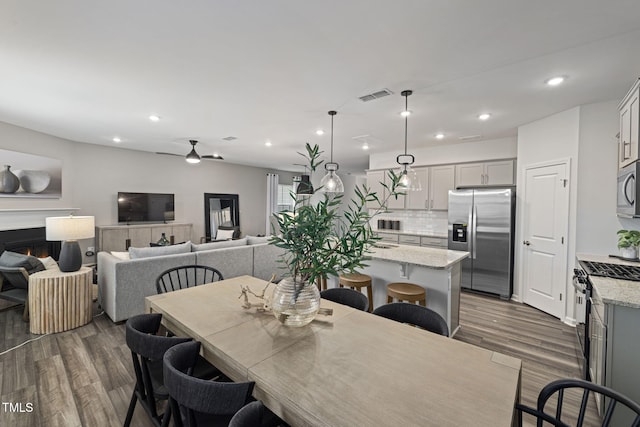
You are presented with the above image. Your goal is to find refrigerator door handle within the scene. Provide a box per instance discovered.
[472,205,477,259]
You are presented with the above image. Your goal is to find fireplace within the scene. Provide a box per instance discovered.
[0,227,61,259]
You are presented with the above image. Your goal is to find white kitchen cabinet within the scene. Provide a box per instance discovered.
[376,232,399,244]
[618,78,640,169]
[420,236,447,248]
[405,168,429,209]
[455,160,514,187]
[366,170,405,209]
[398,234,421,246]
[429,165,455,210]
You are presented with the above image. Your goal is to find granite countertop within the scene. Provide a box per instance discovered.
[577,253,640,309]
[375,230,448,239]
[368,244,468,269]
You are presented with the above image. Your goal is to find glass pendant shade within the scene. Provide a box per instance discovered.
[320,169,344,193]
[321,110,344,193]
[398,165,421,191]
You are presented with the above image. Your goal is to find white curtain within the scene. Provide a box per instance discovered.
[266,173,279,235]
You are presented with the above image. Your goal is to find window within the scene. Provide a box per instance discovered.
[277,184,295,212]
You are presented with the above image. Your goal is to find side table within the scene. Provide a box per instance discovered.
[28,267,93,334]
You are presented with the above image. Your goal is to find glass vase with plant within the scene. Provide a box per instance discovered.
[269,143,404,325]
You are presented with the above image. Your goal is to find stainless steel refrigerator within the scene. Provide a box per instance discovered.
[448,187,515,299]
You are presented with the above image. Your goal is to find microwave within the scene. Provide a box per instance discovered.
[617,161,640,217]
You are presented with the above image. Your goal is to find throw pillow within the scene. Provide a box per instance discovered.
[128,241,191,259]
[191,237,248,252]
[0,251,46,274]
[246,235,270,245]
[37,256,60,270]
[111,251,131,260]
[215,229,236,240]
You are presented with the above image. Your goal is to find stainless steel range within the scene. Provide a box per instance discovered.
[573,259,640,380]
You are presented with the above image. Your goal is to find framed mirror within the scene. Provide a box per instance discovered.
[204,193,240,241]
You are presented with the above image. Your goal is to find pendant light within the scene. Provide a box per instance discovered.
[396,90,421,191]
[320,110,344,193]
[185,140,201,164]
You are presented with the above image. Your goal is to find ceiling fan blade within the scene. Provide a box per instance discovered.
[156,152,183,157]
[202,155,224,160]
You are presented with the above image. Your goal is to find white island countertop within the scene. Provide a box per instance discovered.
[577,253,640,309]
[368,244,469,269]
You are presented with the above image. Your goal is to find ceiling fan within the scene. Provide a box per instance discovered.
[156,140,224,163]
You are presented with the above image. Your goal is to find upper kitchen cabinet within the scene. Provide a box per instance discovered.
[405,167,429,209]
[430,165,455,210]
[366,170,405,209]
[618,78,640,169]
[455,160,514,187]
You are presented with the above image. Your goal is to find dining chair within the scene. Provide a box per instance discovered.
[516,378,640,427]
[0,266,31,320]
[229,401,267,427]
[124,313,222,427]
[372,302,449,336]
[320,287,369,311]
[156,265,223,294]
[162,341,282,427]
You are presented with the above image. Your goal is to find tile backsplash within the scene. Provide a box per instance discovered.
[371,210,448,235]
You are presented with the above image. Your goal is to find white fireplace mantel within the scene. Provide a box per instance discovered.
[0,208,81,231]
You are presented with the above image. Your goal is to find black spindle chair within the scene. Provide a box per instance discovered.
[516,378,640,427]
[372,302,449,336]
[320,287,369,311]
[156,265,223,294]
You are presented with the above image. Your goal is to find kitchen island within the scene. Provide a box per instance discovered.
[360,244,468,336]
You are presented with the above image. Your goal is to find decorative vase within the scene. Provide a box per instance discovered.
[620,246,637,260]
[0,165,20,193]
[157,233,171,246]
[15,170,51,193]
[271,277,320,327]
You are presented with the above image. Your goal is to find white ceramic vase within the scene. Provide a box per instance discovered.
[620,246,637,260]
[15,170,51,193]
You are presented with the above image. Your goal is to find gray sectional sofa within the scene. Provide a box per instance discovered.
[97,238,285,322]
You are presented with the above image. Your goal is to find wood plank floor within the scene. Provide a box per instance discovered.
[0,292,601,426]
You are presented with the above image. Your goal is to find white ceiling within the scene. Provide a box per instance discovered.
[1,0,640,173]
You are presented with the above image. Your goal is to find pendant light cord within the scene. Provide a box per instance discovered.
[404,93,408,156]
[330,113,334,162]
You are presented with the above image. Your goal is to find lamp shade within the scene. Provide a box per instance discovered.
[46,216,95,241]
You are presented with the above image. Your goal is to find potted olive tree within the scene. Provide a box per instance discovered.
[269,143,404,326]
[617,229,640,259]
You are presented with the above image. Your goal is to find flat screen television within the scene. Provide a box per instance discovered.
[117,192,175,223]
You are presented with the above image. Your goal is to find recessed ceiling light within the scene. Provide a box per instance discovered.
[362,142,369,150]
[400,110,412,117]
[545,76,565,86]
[435,133,444,140]
[149,115,160,122]
[265,140,272,147]
[316,129,324,136]
[478,113,491,121]
[112,136,122,143]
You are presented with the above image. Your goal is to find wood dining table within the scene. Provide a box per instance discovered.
[145,275,522,427]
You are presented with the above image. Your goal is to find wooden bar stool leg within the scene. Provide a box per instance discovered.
[366,286,373,312]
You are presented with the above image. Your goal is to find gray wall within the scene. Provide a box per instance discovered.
[0,120,292,260]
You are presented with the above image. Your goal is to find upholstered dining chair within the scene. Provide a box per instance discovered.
[320,287,369,311]
[229,401,268,427]
[124,313,222,427]
[0,266,31,320]
[516,378,640,427]
[162,341,282,427]
[156,265,223,294]
[372,302,449,337]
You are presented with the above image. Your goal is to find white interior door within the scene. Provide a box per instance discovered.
[521,161,569,318]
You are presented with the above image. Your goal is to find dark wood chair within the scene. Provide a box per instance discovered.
[124,313,221,427]
[162,341,281,427]
[156,265,223,294]
[516,378,640,427]
[0,266,31,320]
[372,302,449,337]
[321,287,369,311]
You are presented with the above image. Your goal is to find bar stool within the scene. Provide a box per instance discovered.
[338,273,373,312]
[316,274,328,291]
[386,282,427,306]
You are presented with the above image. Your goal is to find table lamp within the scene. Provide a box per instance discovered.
[46,215,95,272]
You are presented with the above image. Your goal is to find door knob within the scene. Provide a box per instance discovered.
[523,240,531,246]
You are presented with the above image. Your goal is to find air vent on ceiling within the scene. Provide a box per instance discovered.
[459,135,482,141]
[359,88,393,102]
[222,136,237,141]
